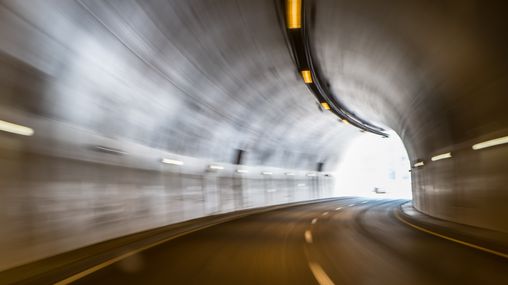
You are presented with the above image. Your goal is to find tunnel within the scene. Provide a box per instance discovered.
[0,0,507,284]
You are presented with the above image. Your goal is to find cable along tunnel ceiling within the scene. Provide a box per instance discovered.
[0,0,370,171]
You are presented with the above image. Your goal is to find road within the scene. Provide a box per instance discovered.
[70,198,508,285]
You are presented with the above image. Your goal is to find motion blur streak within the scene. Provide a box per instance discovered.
[0,0,507,284]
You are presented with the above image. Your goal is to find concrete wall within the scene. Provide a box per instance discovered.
[412,130,508,233]
[312,0,508,233]
[0,150,334,271]
[0,1,346,270]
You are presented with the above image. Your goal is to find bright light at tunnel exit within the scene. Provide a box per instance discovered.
[334,131,412,199]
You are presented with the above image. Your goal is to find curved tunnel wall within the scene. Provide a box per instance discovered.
[311,0,508,232]
[0,0,348,270]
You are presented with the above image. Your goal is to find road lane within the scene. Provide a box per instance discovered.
[69,198,508,285]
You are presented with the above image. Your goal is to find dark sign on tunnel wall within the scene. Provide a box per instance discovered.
[234,149,245,165]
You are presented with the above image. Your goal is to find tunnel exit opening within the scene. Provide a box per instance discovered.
[334,131,411,199]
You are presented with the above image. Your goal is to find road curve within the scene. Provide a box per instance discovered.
[69,198,508,285]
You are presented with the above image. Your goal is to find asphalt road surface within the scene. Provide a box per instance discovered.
[70,198,508,285]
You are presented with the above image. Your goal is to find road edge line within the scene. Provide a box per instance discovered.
[394,209,508,259]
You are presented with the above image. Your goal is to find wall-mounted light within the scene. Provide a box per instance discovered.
[413,161,424,167]
[262,171,273,175]
[209,165,224,170]
[236,169,248,173]
[301,70,312,83]
[95,145,126,155]
[286,0,302,29]
[306,173,317,177]
[472,136,508,150]
[431,152,452,161]
[161,158,184,165]
[285,172,295,176]
[0,120,34,136]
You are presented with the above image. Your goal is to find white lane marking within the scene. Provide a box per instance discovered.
[322,212,329,216]
[308,262,335,285]
[335,207,342,211]
[304,230,313,243]
[348,204,355,207]
[362,201,367,204]
[311,218,318,224]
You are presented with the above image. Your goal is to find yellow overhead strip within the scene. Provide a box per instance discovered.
[301,70,312,83]
[286,0,302,29]
[320,102,330,110]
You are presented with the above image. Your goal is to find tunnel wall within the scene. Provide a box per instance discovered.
[0,0,348,271]
[311,0,508,234]
[411,130,508,233]
[0,149,334,271]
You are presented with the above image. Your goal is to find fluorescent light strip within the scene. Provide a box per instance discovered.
[0,120,34,136]
[306,173,317,177]
[209,165,224,170]
[261,171,273,175]
[286,0,302,29]
[161,158,183,165]
[431,152,452,161]
[472,136,508,150]
[236,169,248,173]
[413,161,424,167]
[285,172,295,176]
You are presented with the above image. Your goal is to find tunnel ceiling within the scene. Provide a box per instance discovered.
[309,0,508,159]
[1,0,507,171]
[0,0,366,171]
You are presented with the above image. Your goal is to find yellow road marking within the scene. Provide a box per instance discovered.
[395,210,508,259]
[311,218,318,224]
